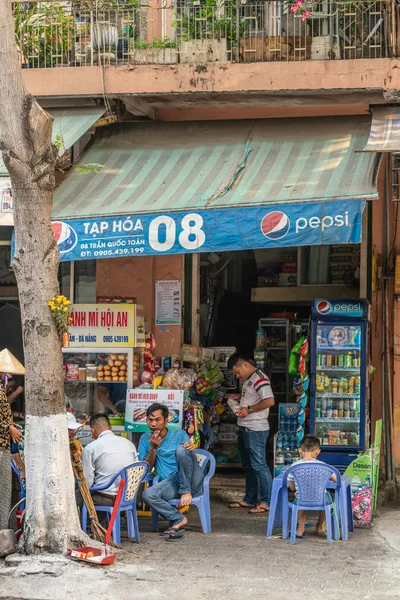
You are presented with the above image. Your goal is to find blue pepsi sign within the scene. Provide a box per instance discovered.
[12,199,366,262]
[312,299,368,319]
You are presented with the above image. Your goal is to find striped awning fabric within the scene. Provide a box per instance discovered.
[0,106,104,175]
[53,116,379,219]
[361,107,400,152]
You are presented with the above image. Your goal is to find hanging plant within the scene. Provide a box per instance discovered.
[48,295,72,336]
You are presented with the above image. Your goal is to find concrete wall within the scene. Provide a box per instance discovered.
[96,254,184,356]
[22,59,400,99]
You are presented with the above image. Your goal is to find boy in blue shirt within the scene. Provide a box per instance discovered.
[139,403,204,539]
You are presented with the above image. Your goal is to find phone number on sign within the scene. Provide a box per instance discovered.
[103,336,129,343]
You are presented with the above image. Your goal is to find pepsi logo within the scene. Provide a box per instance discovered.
[261,211,290,240]
[52,221,78,255]
[316,300,331,315]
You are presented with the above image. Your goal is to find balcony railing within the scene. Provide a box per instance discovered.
[13,0,396,69]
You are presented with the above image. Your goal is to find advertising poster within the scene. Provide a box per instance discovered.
[155,280,181,325]
[125,389,184,432]
[344,452,373,528]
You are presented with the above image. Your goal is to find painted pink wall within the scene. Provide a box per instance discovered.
[23,59,400,99]
[96,255,184,356]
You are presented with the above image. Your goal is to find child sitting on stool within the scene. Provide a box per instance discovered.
[288,435,336,538]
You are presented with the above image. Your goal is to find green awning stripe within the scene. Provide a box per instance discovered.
[0,106,104,175]
[52,117,379,220]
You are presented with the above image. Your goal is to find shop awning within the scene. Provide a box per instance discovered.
[53,116,379,220]
[361,107,400,152]
[0,106,104,175]
[47,116,379,261]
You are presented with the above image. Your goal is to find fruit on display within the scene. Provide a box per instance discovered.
[194,360,224,397]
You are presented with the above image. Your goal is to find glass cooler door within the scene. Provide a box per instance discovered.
[314,323,362,449]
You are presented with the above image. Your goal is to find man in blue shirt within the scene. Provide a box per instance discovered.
[139,403,204,539]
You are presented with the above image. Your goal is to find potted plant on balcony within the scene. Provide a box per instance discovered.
[174,0,234,64]
[238,0,313,63]
[14,2,75,68]
[128,37,178,64]
[72,0,142,65]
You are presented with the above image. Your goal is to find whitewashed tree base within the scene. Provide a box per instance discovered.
[19,415,88,554]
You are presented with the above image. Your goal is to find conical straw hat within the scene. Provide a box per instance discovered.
[0,349,25,375]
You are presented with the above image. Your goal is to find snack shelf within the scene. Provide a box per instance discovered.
[316,367,360,372]
[317,346,361,351]
[316,393,360,398]
[315,417,359,423]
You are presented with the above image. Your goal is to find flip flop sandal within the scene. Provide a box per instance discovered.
[228,502,255,509]
[159,527,186,537]
[165,531,185,542]
[248,506,269,514]
[296,534,307,539]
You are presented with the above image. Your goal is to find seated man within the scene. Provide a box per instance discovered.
[79,413,138,506]
[140,403,204,539]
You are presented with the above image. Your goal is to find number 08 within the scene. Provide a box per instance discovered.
[149,214,206,252]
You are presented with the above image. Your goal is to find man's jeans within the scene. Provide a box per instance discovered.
[142,445,204,525]
[237,427,272,506]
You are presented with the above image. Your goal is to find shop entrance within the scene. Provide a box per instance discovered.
[198,242,362,474]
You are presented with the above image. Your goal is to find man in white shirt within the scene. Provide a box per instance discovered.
[227,353,274,515]
[79,413,138,506]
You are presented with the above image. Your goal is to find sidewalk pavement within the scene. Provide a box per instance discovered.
[0,493,400,600]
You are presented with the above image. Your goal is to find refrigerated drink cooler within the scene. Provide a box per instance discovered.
[309,299,369,472]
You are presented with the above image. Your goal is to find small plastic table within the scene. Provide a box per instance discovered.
[266,471,353,540]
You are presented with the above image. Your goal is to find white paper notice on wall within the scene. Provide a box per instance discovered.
[155,280,182,326]
[0,178,13,225]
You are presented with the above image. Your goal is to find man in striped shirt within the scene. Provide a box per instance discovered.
[227,354,274,514]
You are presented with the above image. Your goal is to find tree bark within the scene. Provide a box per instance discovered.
[0,0,87,553]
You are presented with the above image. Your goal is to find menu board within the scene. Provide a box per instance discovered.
[125,388,185,432]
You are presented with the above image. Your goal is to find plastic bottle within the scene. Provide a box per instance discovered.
[354,328,361,347]
[255,328,266,350]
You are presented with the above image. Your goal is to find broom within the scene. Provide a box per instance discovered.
[70,439,119,548]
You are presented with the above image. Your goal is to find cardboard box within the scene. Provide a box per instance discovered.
[218,432,238,443]
[181,344,214,364]
[279,273,297,287]
[219,423,238,434]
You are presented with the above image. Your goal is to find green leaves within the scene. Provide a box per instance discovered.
[74,163,105,175]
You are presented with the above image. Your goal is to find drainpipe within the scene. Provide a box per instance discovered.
[382,155,395,481]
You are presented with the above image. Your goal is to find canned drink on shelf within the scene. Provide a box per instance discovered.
[315,408,321,418]
[342,378,348,393]
[350,399,357,411]
[344,399,350,411]
[316,354,322,367]
[344,409,350,419]
[338,409,344,418]
[345,353,352,367]
[338,354,344,367]
[326,355,332,367]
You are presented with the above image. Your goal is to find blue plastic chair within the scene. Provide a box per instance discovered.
[11,457,26,511]
[151,449,216,534]
[281,462,341,545]
[82,461,149,545]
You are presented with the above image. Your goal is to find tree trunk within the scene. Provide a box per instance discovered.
[0,0,87,553]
